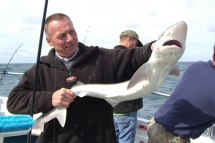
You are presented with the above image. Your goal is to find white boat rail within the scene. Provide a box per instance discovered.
[0,71,23,75]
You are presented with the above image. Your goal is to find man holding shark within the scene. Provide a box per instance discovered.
[7,13,154,143]
[7,12,188,143]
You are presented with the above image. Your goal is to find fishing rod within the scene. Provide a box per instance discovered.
[83,25,90,43]
[0,44,23,83]
[27,0,49,142]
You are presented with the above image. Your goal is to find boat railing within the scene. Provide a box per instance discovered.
[205,125,215,141]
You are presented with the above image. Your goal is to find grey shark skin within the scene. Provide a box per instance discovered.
[72,21,187,105]
[32,21,187,132]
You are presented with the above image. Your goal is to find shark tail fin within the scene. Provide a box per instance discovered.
[32,115,45,132]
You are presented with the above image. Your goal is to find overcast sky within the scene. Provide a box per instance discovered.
[0,0,215,63]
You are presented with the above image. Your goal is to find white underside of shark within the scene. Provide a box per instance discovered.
[72,21,187,106]
[32,21,188,132]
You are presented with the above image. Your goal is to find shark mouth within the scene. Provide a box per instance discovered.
[163,40,182,49]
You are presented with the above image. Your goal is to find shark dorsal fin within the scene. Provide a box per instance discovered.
[169,64,180,77]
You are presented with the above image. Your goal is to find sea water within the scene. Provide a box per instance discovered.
[0,62,193,120]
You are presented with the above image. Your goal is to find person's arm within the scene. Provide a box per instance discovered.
[111,40,155,82]
[130,40,155,70]
[7,65,53,114]
[7,64,76,115]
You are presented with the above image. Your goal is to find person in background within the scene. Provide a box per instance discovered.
[7,13,155,143]
[113,30,143,143]
[147,44,215,143]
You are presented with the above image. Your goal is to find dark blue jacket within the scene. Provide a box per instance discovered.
[155,61,215,139]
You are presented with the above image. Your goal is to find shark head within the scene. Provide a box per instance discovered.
[127,21,187,90]
[150,21,187,65]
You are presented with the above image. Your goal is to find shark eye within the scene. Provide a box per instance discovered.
[157,33,163,41]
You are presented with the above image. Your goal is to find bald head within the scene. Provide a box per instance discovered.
[45,13,72,38]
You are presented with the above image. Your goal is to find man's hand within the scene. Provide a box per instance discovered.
[151,42,156,50]
[52,88,76,107]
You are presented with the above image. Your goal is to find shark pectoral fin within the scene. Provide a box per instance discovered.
[169,65,180,77]
[104,95,120,107]
[103,98,119,107]
[127,63,150,90]
[56,107,67,127]
[107,101,119,107]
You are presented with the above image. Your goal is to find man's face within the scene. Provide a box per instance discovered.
[46,17,79,58]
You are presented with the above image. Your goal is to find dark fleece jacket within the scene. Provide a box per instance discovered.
[7,41,153,143]
[113,45,143,113]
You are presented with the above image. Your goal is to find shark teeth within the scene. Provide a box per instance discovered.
[163,40,182,49]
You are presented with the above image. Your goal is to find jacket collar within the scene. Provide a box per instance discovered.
[114,45,127,50]
[40,42,99,69]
